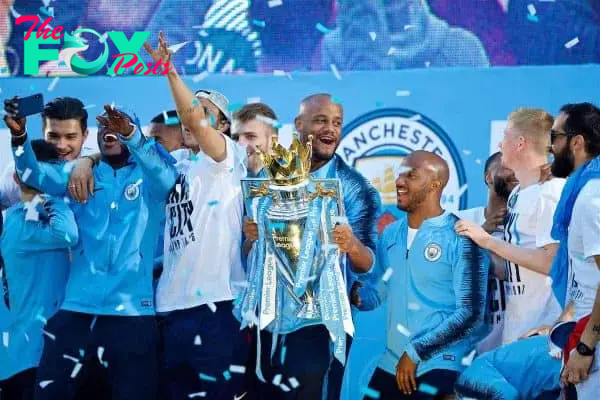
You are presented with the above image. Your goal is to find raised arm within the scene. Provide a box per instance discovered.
[144,32,227,162]
[405,236,487,363]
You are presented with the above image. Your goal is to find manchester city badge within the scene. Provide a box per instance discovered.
[424,243,442,262]
[124,183,140,201]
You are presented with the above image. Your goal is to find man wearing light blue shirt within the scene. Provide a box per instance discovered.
[363,151,487,399]
[0,139,78,400]
[3,101,178,400]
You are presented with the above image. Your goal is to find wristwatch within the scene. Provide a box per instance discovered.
[576,341,595,356]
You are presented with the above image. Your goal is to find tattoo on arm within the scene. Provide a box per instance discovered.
[593,324,600,336]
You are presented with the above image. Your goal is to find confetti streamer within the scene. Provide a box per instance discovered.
[188,392,207,398]
[288,377,299,389]
[97,347,105,364]
[43,330,56,341]
[396,324,411,337]
[330,64,342,80]
[462,149,472,155]
[199,373,217,382]
[207,302,217,313]
[115,304,125,311]
[360,386,381,399]
[15,146,24,156]
[39,380,54,389]
[316,23,333,34]
[194,335,202,345]
[110,202,117,210]
[229,365,246,374]
[369,32,376,41]
[458,184,468,197]
[70,363,83,378]
[527,4,536,15]
[79,349,85,358]
[382,268,393,282]
[247,97,261,104]
[84,104,96,110]
[395,90,411,97]
[273,70,286,76]
[280,345,287,364]
[223,371,232,381]
[418,383,438,395]
[90,316,98,331]
[387,47,399,56]
[408,302,421,311]
[2,332,8,347]
[565,37,580,49]
[168,41,191,53]
[36,314,48,325]
[252,20,266,28]
[475,159,482,165]
[21,168,32,182]
[404,24,414,30]
[272,374,282,386]
[425,61,431,68]
[280,384,291,392]
[268,0,283,7]
[461,349,477,366]
[47,77,60,92]
[63,354,79,363]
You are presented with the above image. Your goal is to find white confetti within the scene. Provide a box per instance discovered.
[207,302,217,313]
[330,64,342,80]
[458,184,469,197]
[408,114,422,121]
[475,159,482,165]
[194,335,202,345]
[168,41,191,53]
[268,0,282,7]
[175,184,181,194]
[2,332,9,347]
[462,149,472,155]
[395,90,411,97]
[387,47,399,56]
[229,365,246,374]
[565,37,580,49]
[36,314,48,325]
[382,268,393,282]
[110,202,117,210]
[21,168,32,182]
[404,24,414,30]
[408,302,421,311]
[63,197,70,204]
[396,324,411,337]
[546,277,553,286]
[15,146,24,156]
[272,374,282,386]
[273,70,286,76]
[462,349,477,366]
[43,330,56,341]
[369,32,376,41]
[39,380,54,389]
[97,346,105,363]
[98,32,108,44]
[200,119,209,127]
[188,392,206,398]
[198,30,209,37]
[247,97,261,104]
[63,354,79,363]
[527,4,536,15]
[115,304,125,311]
[288,377,300,389]
[280,384,291,392]
[192,71,209,83]
[425,61,431,68]
[70,363,83,378]
[84,104,96,110]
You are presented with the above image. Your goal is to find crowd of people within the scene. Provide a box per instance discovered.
[0,33,599,400]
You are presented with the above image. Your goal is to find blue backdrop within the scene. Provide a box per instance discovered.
[1,64,599,398]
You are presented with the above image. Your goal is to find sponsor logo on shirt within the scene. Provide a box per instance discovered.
[339,108,467,232]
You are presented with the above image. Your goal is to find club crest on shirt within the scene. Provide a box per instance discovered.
[424,243,442,262]
[124,183,140,201]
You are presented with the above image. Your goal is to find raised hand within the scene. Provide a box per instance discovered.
[96,105,135,137]
[3,97,26,135]
[143,31,173,68]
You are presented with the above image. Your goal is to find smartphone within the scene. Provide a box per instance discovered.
[16,93,44,118]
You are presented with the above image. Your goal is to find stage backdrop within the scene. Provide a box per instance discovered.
[1,64,599,398]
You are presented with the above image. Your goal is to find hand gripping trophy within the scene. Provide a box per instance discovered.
[234,133,354,378]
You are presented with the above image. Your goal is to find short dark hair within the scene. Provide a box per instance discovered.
[42,97,88,133]
[233,103,278,134]
[484,152,502,176]
[151,110,179,125]
[31,139,61,163]
[560,102,600,157]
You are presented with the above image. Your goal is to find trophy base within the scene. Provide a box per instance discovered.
[297,300,320,320]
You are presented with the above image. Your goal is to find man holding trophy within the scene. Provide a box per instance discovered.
[236,94,380,399]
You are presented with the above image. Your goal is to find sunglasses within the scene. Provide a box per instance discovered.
[550,130,573,144]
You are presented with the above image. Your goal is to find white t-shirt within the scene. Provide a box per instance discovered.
[568,180,600,321]
[407,227,418,249]
[156,135,247,312]
[502,179,565,343]
[457,206,505,353]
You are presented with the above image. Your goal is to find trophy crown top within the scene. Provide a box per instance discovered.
[259,131,313,185]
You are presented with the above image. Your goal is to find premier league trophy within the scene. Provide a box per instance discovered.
[235,133,354,373]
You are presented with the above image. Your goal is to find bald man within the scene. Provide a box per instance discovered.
[360,151,488,399]
[240,93,381,399]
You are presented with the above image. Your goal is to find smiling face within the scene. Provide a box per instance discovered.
[43,118,88,161]
[232,118,274,172]
[295,97,343,165]
[395,155,432,212]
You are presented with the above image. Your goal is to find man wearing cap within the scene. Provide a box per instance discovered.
[145,33,250,400]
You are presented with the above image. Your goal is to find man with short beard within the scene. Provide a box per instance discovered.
[241,93,381,399]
